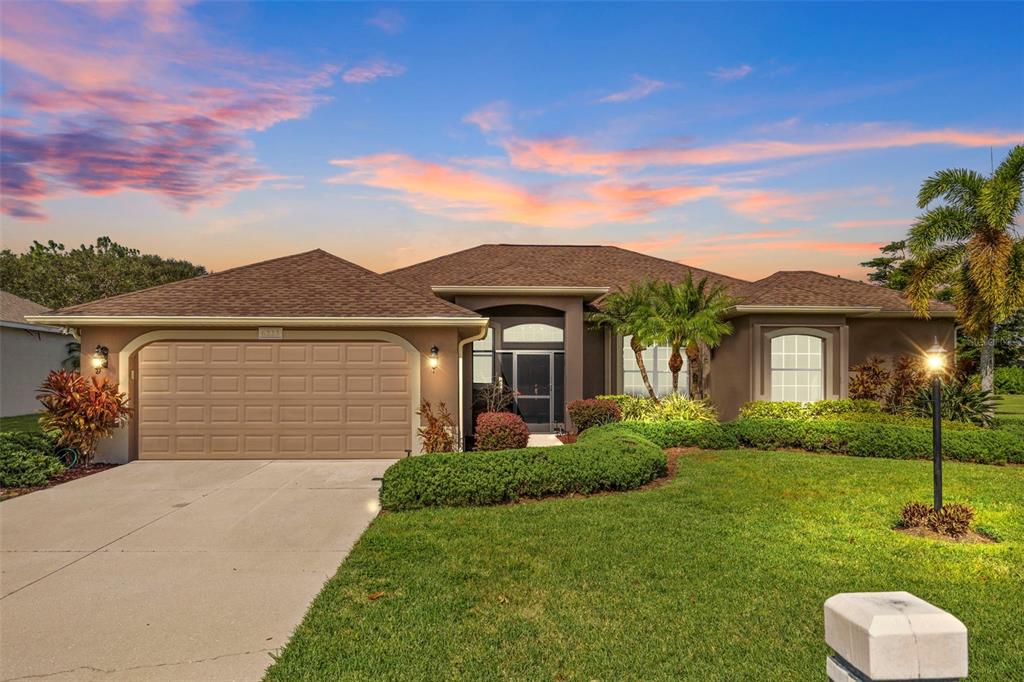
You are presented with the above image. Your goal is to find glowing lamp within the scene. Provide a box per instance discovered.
[428,346,439,372]
[924,339,947,374]
[91,345,109,374]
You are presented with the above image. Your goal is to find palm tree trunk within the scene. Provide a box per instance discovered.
[980,324,996,393]
[699,341,713,399]
[630,338,658,401]
[668,346,684,394]
[685,344,701,399]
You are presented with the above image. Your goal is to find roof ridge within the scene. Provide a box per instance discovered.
[601,246,753,285]
[55,249,324,314]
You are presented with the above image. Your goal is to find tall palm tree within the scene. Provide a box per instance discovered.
[587,280,661,400]
[651,275,735,397]
[907,145,1024,392]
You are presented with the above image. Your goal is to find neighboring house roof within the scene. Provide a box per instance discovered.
[737,271,955,313]
[33,250,483,323]
[0,290,64,332]
[386,244,750,294]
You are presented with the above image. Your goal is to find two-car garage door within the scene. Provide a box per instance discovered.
[136,341,414,459]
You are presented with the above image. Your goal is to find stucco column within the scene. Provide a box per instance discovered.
[564,299,584,429]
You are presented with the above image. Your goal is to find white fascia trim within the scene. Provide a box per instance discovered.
[0,320,68,334]
[431,286,610,297]
[728,305,882,316]
[24,315,488,328]
[861,310,958,319]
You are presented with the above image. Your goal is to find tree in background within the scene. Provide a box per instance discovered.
[0,237,207,310]
[898,146,1023,391]
[651,275,734,398]
[587,281,661,400]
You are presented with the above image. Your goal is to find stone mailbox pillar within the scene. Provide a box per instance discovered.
[824,592,968,681]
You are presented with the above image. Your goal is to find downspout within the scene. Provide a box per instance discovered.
[457,324,489,449]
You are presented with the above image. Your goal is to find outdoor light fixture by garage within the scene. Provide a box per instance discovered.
[428,346,440,372]
[925,338,948,511]
[91,345,109,374]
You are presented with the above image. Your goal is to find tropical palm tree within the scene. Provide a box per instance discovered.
[907,145,1024,392]
[651,275,735,398]
[586,280,661,400]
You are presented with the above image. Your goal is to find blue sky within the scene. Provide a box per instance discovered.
[2,1,1021,279]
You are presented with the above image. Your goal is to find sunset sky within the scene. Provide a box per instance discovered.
[1,1,1021,280]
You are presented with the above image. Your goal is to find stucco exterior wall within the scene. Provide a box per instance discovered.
[848,318,956,366]
[78,324,467,462]
[1,326,69,417]
[708,317,752,421]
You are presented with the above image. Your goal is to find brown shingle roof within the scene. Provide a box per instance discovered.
[738,271,954,312]
[1,290,51,324]
[386,244,951,314]
[386,244,750,294]
[44,250,480,319]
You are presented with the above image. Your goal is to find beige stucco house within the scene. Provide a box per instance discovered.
[28,245,955,462]
[1,290,70,418]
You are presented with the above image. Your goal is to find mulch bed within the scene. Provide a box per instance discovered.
[556,433,576,444]
[895,526,995,544]
[1,463,119,501]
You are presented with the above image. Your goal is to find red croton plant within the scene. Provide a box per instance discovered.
[37,370,133,465]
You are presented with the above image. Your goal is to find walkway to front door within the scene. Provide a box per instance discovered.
[0,459,391,681]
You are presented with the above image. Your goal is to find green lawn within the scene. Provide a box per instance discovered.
[0,413,42,433]
[996,393,1024,417]
[266,450,1024,681]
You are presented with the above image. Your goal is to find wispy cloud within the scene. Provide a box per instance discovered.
[710,64,754,81]
[366,8,406,34]
[327,154,717,228]
[832,218,912,229]
[342,59,406,84]
[0,2,335,220]
[502,125,1023,176]
[464,101,511,133]
[598,75,670,103]
[606,235,684,252]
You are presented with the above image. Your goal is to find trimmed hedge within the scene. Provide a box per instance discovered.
[380,428,666,511]
[593,420,739,450]
[0,431,63,488]
[739,399,882,420]
[728,418,1024,465]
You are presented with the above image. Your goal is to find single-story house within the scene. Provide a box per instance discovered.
[27,245,955,462]
[1,290,71,418]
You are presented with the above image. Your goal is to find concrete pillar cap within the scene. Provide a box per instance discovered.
[824,591,967,680]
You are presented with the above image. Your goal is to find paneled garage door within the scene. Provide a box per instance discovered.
[136,341,413,459]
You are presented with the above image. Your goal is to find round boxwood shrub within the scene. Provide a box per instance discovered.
[566,398,621,433]
[475,411,530,451]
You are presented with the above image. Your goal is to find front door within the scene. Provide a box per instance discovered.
[515,353,552,432]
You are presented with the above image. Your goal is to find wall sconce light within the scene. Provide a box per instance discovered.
[91,345,109,374]
[428,345,439,373]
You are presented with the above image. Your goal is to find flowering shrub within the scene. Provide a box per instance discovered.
[474,411,530,451]
[566,398,621,433]
[417,401,459,453]
[37,370,132,465]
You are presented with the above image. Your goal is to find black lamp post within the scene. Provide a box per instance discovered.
[924,339,948,511]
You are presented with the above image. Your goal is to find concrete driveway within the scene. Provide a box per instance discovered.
[0,459,392,681]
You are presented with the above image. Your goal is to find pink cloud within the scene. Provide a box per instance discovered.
[342,60,406,84]
[599,75,670,103]
[503,125,1024,176]
[327,154,716,228]
[723,189,843,223]
[710,64,754,81]
[832,218,912,229]
[464,101,511,133]
[0,2,335,220]
[366,9,406,34]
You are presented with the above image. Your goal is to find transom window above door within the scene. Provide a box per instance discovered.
[502,323,563,344]
[770,334,824,402]
[622,335,686,398]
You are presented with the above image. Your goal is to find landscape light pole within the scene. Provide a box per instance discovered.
[924,339,948,511]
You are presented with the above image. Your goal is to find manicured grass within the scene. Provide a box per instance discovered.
[0,414,42,433]
[266,450,1024,681]
[996,393,1024,417]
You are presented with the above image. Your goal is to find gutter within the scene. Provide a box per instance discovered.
[431,285,610,299]
[0,320,68,334]
[724,305,957,319]
[24,315,489,328]
[457,325,490,448]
